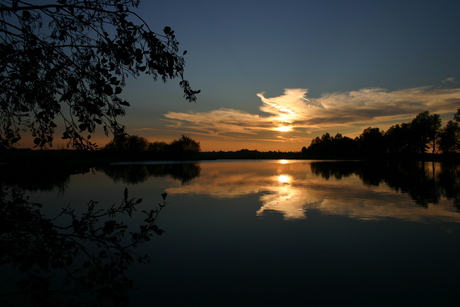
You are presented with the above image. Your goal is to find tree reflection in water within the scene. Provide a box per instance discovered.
[0,163,174,306]
[100,163,201,185]
[310,160,460,210]
[2,160,459,304]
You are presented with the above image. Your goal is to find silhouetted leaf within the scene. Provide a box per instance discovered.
[103,84,113,95]
[103,220,116,234]
[22,10,31,19]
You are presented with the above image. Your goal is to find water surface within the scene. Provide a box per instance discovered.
[4,160,460,306]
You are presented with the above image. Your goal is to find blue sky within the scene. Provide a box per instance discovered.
[100,0,460,151]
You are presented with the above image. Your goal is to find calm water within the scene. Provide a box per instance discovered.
[3,160,460,306]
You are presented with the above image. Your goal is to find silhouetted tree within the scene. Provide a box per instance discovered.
[103,134,149,152]
[438,120,460,154]
[357,127,386,156]
[384,123,412,154]
[306,132,357,156]
[305,110,460,158]
[454,108,460,123]
[168,135,201,156]
[148,141,169,153]
[0,0,199,150]
[410,111,441,154]
[332,133,357,156]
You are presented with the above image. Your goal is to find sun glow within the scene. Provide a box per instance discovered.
[276,126,292,132]
[277,175,291,184]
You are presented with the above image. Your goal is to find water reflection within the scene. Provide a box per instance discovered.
[165,160,460,222]
[2,159,460,305]
[100,163,201,184]
[0,163,170,306]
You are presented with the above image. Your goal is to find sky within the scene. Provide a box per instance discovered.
[33,0,460,151]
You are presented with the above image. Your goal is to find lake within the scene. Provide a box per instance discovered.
[2,159,460,306]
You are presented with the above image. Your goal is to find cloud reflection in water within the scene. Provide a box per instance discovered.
[165,161,460,223]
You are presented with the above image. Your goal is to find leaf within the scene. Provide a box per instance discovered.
[163,26,172,34]
[22,10,31,19]
[103,84,113,95]
[115,87,122,94]
[102,220,116,234]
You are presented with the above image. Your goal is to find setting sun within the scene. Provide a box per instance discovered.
[276,126,292,132]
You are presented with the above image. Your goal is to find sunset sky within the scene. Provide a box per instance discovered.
[55,0,460,151]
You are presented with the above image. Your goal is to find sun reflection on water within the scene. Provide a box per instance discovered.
[277,175,290,184]
[164,162,460,223]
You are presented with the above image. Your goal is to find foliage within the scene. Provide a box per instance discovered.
[357,127,386,156]
[304,110,459,157]
[438,120,460,154]
[102,134,201,158]
[410,111,441,154]
[168,134,201,156]
[148,140,168,153]
[384,123,412,154]
[103,134,149,151]
[0,186,168,306]
[306,132,357,156]
[0,0,199,150]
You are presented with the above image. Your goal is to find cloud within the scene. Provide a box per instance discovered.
[163,86,460,141]
[442,77,457,84]
[132,128,155,131]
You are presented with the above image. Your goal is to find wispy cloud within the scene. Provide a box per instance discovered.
[442,77,457,84]
[163,86,460,142]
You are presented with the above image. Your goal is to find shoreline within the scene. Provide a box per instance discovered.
[1,148,459,167]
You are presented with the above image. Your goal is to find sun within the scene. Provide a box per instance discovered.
[276,126,292,132]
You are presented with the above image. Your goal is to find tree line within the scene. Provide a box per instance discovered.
[102,134,201,158]
[302,109,460,157]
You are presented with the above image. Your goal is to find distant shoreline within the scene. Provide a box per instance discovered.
[1,148,459,167]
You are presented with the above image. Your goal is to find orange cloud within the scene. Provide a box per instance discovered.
[160,86,460,151]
